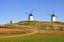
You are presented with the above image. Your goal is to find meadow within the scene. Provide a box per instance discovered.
[0,33,64,42]
[0,21,64,42]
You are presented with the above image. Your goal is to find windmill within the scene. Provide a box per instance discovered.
[48,10,57,22]
[10,21,13,24]
[25,10,34,21]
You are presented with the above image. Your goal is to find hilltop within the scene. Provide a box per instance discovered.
[0,21,64,34]
[1,21,64,30]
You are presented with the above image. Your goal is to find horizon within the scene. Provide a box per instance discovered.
[0,0,64,24]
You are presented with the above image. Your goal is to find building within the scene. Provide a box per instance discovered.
[28,13,33,21]
[51,14,56,22]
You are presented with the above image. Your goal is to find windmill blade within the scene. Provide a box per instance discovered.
[29,9,33,14]
[24,12,29,21]
[56,16,58,18]
[48,13,52,16]
[33,15,35,18]
[25,12,29,15]
[48,11,52,16]
[53,10,55,14]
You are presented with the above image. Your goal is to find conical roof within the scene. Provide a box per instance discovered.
[29,13,33,16]
[51,14,55,17]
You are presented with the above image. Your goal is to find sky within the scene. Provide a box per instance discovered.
[0,0,64,24]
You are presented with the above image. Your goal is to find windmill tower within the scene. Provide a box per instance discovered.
[28,13,33,21]
[26,10,34,21]
[51,14,56,22]
[49,10,57,22]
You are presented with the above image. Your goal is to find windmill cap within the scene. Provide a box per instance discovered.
[51,14,56,17]
[29,13,33,16]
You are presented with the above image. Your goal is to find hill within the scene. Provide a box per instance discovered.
[0,21,64,34]
[3,21,64,30]
[19,21,64,30]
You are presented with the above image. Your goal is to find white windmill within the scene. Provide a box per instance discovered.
[26,10,34,21]
[48,10,57,22]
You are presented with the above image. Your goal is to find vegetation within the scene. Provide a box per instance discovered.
[0,34,64,42]
[0,21,64,42]
[0,21,64,34]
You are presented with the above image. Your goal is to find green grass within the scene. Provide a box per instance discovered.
[0,34,22,37]
[0,33,64,42]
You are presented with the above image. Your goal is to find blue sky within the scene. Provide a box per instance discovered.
[0,0,64,24]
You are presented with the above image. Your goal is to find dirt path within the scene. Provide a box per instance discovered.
[0,30,39,38]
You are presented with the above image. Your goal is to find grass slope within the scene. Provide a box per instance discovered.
[0,21,64,42]
[0,34,64,42]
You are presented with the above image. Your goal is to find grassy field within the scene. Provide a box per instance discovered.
[0,21,64,42]
[0,33,64,42]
